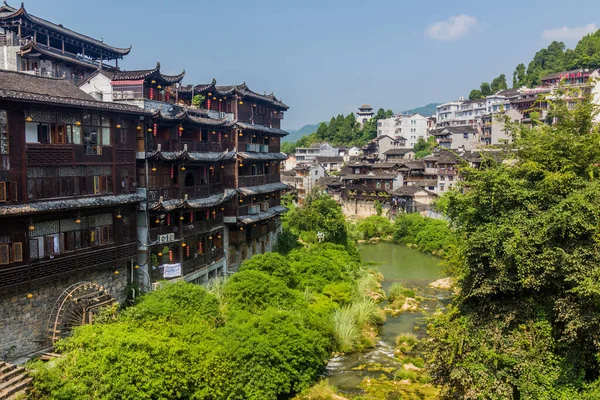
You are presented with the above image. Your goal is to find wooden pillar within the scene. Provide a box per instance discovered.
[17,23,21,39]
[46,34,49,47]
[33,31,36,43]
[61,40,64,54]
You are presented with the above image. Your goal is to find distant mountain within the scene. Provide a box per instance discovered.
[284,123,321,142]
[402,103,441,117]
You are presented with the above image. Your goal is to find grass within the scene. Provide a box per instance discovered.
[293,380,342,399]
[388,283,415,303]
[350,298,385,326]
[396,333,419,355]
[333,307,359,352]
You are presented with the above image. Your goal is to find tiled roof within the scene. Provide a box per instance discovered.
[316,156,343,163]
[0,194,143,216]
[238,152,288,161]
[149,190,236,211]
[144,149,236,162]
[238,205,288,225]
[178,80,288,110]
[21,42,110,71]
[445,125,478,134]
[391,186,436,197]
[0,70,149,114]
[111,62,185,84]
[342,173,397,180]
[236,122,288,136]
[383,148,415,155]
[237,182,290,196]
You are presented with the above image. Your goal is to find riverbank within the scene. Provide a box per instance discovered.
[313,242,452,400]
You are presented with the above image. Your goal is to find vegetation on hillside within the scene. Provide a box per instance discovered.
[425,90,600,398]
[468,29,600,98]
[402,103,441,117]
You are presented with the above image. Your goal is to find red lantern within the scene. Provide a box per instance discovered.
[170,165,174,179]
[186,245,190,257]
[218,132,222,142]
[178,126,184,136]
[153,123,157,137]
[190,213,194,223]
[150,88,155,100]
[218,101,222,112]
[168,250,173,262]
[212,209,216,219]
[207,99,211,109]
[167,213,171,226]
[166,90,170,102]
[198,241,203,254]
[206,210,209,219]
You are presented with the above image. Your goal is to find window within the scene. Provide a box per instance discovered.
[0,181,17,202]
[0,110,8,155]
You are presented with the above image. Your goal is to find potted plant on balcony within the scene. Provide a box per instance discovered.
[192,94,205,109]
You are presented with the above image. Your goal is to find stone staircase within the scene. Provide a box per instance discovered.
[0,362,31,400]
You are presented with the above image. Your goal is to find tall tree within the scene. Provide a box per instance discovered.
[480,82,493,96]
[490,74,508,92]
[469,89,483,100]
[513,63,526,88]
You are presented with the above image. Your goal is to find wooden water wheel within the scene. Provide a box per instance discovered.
[46,282,115,345]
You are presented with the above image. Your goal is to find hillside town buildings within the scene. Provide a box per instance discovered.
[0,3,290,361]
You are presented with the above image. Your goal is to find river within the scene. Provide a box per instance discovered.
[326,242,449,395]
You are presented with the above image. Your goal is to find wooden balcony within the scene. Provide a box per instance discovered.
[182,248,225,277]
[238,175,280,188]
[0,242,136,291]
[181,217,224,238]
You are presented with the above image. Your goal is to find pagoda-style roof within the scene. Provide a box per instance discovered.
[237,182,290,196]
[237,152,288,161]
[20,42,116,71]
[0,194,143,216]
[151,108,237,128]
[148,190,236,212]
[144,148,237,162]
[236,121,288,136]
[178,79,288,110]
[238,205,288,225]
[0,69,151,115]
[110,62,185,84]
[0,3,131,60]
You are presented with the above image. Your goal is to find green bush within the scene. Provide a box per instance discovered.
[352,215,394,240]
[388,283,416,303]
[393,213,455,256]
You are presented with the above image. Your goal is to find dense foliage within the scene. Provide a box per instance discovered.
[413,136,438,159]
[426,93,600,398]
[31,199,384,399]
[393,213,456,257]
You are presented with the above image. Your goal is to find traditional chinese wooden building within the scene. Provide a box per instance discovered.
[0,70,148,359]
[0,2,130,82]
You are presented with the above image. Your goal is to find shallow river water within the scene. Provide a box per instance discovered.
[326,242,449,394]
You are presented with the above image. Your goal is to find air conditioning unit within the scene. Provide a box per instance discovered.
[112,91,122,100]
[122,91,134,100]
[158,234,168,244]
[248,206,260,215]
[167,233,175,242]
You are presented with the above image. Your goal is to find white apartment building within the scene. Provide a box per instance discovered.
[376,113,428,149]
[295,143,339,163]
[436,100,463,127]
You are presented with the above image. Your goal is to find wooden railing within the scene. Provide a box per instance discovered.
[238,174,280,188]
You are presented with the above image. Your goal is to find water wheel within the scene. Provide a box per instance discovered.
[46,282,115,345]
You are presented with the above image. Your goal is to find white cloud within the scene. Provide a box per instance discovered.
[425,15,478,41]
[542,24,597,42]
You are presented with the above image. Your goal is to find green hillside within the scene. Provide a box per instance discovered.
[402,103,440,116]
[284,123,320,143]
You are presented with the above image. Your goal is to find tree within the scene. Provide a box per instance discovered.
[469,89,483,100]
[426,93,600,398]
[513,63,526,88]
[490,74,508,92]
[480,82,493,96]
[413,136,437,159]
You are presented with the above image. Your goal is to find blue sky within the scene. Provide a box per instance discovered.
[17,0,600,129]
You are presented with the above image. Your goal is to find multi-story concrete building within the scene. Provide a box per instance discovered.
[294,143,339,164]
[436,100,463,127]
[377,113,428,149]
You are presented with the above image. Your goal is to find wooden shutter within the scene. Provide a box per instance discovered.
[10,181,17,201]
[100,226,110,245]
[0,244,9,264]
[12,242,22,262]
[0,182,6,202]
[44,236,54,257]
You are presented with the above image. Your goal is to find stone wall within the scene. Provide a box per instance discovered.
[341,199,385,218]
[0,263,129,361]
[0,46,19,71]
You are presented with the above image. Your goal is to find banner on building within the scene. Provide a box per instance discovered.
[162,263,182,278]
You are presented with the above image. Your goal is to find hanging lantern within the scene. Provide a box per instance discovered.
[180,215,184,221]
[217,233,222,239]
[220,165,224,169]
[253,103,257,107]
[158,251,163,257]
[75,217,81,224]
[153,123,158,136]
[167,213,171,225]
[190,213,194,223]
[224,134,228,138]
[114,270,119,275]
[151,166,157,172]
[136,125,142,131]
[182,242,187,248]
[209,235,213,240]
[151,79,156,84]
[29,223,35,231]
[135,264,140,269]
[206,210,209,219]
[169,250,173,262]
[75,121,82,126]
[239,131,243,137]
[116,123,122,129]
[116,212,122,219]
[207,99,211,109]
[212,96,217,100]
[218,132,222,142]
[26,116,33,122]
[221,207,224,211]
[179,126,184,135]
[239,100,244,105]
[211,130,216,135]
[239,162,244,167]
[166,90,170,102]
[208,92,212,96]
[186,245,190,257]
[170,165,174,179]
[150,88,155,100]
[157,85,163,90]
[148,127,152,133]
[240,226,244,231]
[27,293,33,299]
[155,218,160,224]
[209,166,214,170]
[239,199,243,203]
[198,241,203,254]
[181,165,186,171]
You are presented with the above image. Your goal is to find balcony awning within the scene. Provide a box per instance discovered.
[236,122,288,136]
[237,152,288,161]
[237,182,290,196]
[148,190,236,211]
[0,194,144,217]
[144,149,236,162]
[238,205,288,225]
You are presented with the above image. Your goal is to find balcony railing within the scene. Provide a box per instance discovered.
[182,248,225,277]
[149,225,180,242]
[238,175,280,188]
[424,167,437,175]
[437,168,457,176]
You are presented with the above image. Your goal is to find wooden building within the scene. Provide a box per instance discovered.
[0,2,130,82]
[0,70,148,359]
